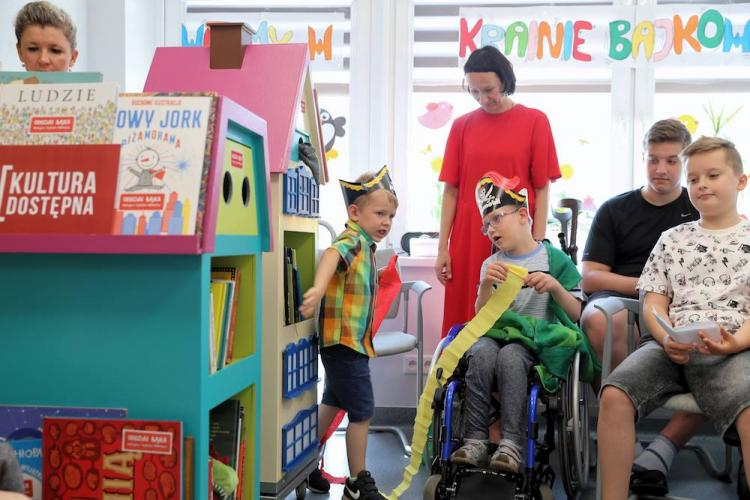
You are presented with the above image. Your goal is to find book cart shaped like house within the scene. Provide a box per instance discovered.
[0,95,272,500]
[144,29,326,499]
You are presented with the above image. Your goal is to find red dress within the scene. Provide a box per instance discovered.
[438,104,560,336]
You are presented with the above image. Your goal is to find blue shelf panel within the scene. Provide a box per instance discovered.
[212,235,263,256]
[206,354,261,409]
[281,404,318,473]
[282,335,318,399]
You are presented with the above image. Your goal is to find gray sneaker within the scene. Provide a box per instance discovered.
[451,438,489,467]
[489,439,523,474]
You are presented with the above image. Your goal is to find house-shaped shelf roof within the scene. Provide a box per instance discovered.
[144,43,309,176]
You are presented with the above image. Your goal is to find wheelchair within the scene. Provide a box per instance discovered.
[423,322,592,500]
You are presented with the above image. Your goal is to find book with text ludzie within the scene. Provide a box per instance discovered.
[0,82,117,145]
[43,417,182,500]
[112,93,218,237]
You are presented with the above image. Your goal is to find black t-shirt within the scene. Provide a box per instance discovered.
[582,188,699,277]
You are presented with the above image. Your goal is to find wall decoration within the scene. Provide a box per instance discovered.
[677,113,699,134]
[430,156,443,174]
[319,108,346,161]
[560,163,574,180]
[459,5,750,66]
[417,101,454,129]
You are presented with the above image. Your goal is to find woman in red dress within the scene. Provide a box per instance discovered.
[435,45,561,336]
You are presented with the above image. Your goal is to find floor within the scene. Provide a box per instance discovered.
[297,415,742,500]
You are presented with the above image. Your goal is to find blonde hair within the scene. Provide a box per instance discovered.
[681,136,744,175]
[15,1,77,50]
[351,172,399,208]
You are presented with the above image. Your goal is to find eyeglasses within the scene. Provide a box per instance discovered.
[462,79,504,100]
[481,208,520,235]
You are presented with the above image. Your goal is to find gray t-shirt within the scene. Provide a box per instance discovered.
[479,243,555,322]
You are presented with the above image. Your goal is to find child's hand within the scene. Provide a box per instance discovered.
[482,261,508,287]
[697,326,738,355]
[524,272,562,294]
[299,286,324,319]
[663,335,694,364]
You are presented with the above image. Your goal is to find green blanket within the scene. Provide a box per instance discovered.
[482,241,601,393]
[485,310,601,392]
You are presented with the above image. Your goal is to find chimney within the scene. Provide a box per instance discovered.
[207,22,255,69]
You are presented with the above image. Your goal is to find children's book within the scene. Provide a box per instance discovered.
[211,267,242,366]
[284,249,295,325]
[0,405,126,500]
[0,71,103,84]
[0,82,118,145]
[112,93,218,237]
[43,417,182,500]
[209,399,242,500]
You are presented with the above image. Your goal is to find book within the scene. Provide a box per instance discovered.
[290,248,304,322]
[0,82,118,145]
[215,279,235,369]
[234,406,246,500]
[184,436,195,500]
[209,399,242,500]
[0,71,103,84]
[211,267,242,366]
[112,93,218,237]
[284,248,295,325]
[43,417,182,500]
[0,405,127,500]
[211,281,228,367]
[209,287,218,374]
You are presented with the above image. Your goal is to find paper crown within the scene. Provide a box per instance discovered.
[339,165,396,206]
[475,171,527,217]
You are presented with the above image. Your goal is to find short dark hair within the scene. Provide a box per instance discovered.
[681,136,744,175]
[15,1,77,50]
[643,119,692,149]
[463,45,516,96]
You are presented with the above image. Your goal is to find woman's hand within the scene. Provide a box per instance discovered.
[435,249,452,284]
[663,335,694,364]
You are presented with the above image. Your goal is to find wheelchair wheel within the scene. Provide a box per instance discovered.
[535,484,554,500]
[557,351,591,498]
[423,474,444,500]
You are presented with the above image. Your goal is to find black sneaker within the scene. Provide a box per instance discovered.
[343,470,386,500]
[308,468,330,494]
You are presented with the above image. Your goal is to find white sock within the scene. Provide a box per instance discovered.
[633,435,678,475]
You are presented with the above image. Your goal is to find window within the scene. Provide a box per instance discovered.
[180,0,353,232]
[409,1,615,243]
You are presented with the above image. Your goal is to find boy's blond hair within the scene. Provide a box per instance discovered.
[681,136,744,175]
[351,171,399,208]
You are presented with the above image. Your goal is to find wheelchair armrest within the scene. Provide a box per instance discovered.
[593,296,640,380]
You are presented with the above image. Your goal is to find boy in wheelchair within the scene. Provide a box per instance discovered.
[450,172,596,473]
[598,137,750,499]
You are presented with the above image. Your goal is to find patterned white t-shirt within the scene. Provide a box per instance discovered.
[638,219,750,333]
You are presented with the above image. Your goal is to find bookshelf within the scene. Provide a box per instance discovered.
[260,173,320,496]
[0,96,271,500]
[142,38,327,499]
